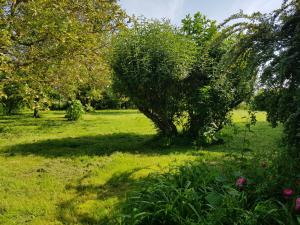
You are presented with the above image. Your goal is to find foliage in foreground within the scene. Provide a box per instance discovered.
[118,157,300,225]
[224,0,300,157]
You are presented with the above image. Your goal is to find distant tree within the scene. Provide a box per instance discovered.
[92,88,134,110]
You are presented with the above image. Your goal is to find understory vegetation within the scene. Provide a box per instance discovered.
[119,160,299,225]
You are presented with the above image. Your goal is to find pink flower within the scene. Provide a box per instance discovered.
[236,177,247,190]
[282,188,294,199]
[295,198,300,214]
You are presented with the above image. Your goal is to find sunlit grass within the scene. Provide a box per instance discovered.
[0,110,282,224]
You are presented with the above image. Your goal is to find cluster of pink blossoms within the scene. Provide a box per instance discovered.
[282,188,300,214]
[235,178,300,214]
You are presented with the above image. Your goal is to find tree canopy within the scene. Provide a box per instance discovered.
[0,0,126,114]
[111,16,258,142]
[112,20,197,136]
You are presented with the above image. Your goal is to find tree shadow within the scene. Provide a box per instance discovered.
[56,158,229,225]
[0,113,66,129]
[3,133,198,158]
[57,168,146,225]
[90,110,139,116]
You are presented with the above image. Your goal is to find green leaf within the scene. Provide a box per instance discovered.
[205,192,223,208]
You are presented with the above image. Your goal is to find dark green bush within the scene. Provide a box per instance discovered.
[65,100,84,121]
[118,160,299,225]
[251,91,268,111]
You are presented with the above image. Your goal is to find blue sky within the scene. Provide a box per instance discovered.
[119,0,283,25]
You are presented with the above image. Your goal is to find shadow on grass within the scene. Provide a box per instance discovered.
[3,133,198,158]
[0,113,66,128]
[56,159,226,225]
[57,168,145,225]
[90,110,139,116]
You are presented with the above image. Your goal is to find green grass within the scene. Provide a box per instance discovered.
[0,110,282,224]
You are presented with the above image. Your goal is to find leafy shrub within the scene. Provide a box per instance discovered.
[65,100,84,121]
[112,20,197,136]
[118,160,299,225]
[112,16,256,141]
[176,12,257,143]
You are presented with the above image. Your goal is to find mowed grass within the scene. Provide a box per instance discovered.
[0,110,282,225]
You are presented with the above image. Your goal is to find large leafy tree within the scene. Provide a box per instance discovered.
[0,0,126,115]
[112,20,197,136]
[112,17,257,140]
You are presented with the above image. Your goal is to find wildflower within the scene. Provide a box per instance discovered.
[282,188,294,199]
[236,177,247,190]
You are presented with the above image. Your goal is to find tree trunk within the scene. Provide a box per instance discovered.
[33,108,40,118]
[187,114,203,138]
[138,106,177,137]
[33,97,41,118]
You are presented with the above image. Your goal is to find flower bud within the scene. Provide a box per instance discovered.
[282,188,294,199]
[236,177,247,190]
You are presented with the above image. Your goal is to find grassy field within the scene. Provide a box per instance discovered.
[0,110,282,225]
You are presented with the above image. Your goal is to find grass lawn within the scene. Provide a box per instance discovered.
[0,110,282,225]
